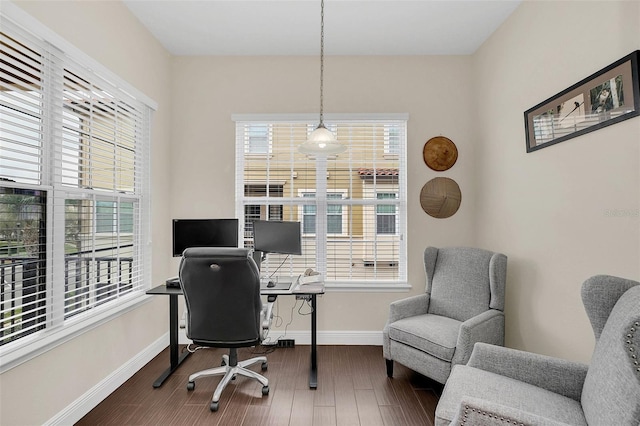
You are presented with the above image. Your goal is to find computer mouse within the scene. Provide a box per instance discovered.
[267,281,276,288]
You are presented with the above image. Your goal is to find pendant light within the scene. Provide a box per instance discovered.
[299,0,346,156]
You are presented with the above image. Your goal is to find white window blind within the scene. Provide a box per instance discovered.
[0,11,152,357]
[235,115,407,287]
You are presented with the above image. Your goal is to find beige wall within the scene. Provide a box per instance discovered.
[473,0,640,362]
[3,0,639,423]
[169,55,479,331]
[0,1,172,425]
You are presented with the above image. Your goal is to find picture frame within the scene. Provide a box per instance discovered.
[525,50,640,153]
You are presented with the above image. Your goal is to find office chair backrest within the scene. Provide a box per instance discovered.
[179,247,262,348]
[424,246,507,322]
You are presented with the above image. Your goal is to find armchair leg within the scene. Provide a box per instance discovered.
[385,359,393,378]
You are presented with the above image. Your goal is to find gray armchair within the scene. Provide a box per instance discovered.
[383,246,507,384]
[179,247,273,412]
[435,275,640,426]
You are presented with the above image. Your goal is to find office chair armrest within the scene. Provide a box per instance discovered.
[452,309,504,366]
[387,293,430,324]
[261,300,274,340]
[467,342,588,401]
[449,396,572,426]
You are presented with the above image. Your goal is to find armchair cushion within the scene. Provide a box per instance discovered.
[389,314,461,362]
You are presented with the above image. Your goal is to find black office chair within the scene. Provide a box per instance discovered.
[179,247,272,412]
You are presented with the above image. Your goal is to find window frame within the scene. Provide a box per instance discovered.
[234,113,409,291]
[0,3,156,373]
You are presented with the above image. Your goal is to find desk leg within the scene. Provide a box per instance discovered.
[153,293,191,388]
[309,294,318,389]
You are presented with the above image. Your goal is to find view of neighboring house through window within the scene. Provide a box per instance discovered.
[385,124,401,155]
[301,192,345,235]
[235,115,407,286]
[376,192,397,235]
[243,184,283,248]
[245,124,271,154]
[0,16,152,352]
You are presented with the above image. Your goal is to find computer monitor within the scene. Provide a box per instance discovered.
[252,220,302,256]
[172,218,239,257]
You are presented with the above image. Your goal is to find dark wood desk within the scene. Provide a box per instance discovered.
[146,281,324,389]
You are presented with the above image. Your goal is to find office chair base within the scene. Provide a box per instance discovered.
[187,354,269,411]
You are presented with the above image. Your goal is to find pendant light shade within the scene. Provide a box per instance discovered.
[299,124,346,155]
[299,0,346,156]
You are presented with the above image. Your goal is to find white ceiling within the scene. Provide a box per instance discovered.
[123,0,522,56]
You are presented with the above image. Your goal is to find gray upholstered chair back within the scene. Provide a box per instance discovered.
[580,275,640,425]
[179,247,262,348]
[425,247,507,322]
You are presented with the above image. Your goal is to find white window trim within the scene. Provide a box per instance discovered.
[234,113,409,291]
[0,2,156,373]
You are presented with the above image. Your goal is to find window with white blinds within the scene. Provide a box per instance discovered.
[0,11,153,357]
[235,115,407,288]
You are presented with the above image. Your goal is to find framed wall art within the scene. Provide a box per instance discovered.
[524,50,640,153]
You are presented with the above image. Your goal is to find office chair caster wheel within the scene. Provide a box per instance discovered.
[186,381,195,391]
[261,361,268,371]
[210,401,219,412]
[262,385,269,395]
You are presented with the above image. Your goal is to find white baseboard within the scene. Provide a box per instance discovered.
[48,330,381,425]
[45,334,168,426]
[179,329,383,346]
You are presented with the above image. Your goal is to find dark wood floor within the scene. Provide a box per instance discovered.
[77,345,442,426]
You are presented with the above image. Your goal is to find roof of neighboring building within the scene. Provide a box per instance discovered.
[358,168,399,178]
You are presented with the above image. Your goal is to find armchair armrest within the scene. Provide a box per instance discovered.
[467,342,588,401]
[387,293,430,324]
[450,396,572,426]
[452,310,504,366]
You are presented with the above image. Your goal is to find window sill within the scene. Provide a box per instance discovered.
[0,292,152,374]
[325,282,411,292]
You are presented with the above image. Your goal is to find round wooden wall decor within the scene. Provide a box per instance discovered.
[423,136,458,171]
[420,177,461,218]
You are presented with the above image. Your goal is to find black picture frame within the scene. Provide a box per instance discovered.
[525,50,640,153]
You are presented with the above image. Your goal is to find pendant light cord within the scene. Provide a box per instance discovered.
[319,0,325,127]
